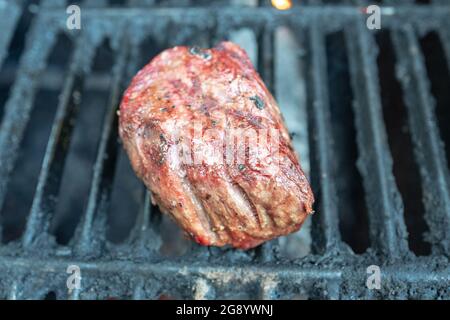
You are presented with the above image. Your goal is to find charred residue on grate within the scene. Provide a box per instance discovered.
[390,22,450,256]
[325,31,370,254]
[0,33,73,243]
[51,39,115,245]
[0,90,60,243]
[0,0,37,120]
[419,31,450,172]
[376,30,431,256]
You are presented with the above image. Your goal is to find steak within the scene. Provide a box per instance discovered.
[119,41,314,249]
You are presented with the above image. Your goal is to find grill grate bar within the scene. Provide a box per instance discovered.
[391,26,450,256]
[438,28,450,69]
[132,278,146,300]
[39,5,450,20]
[127,190,162,252]
[134,192,153,245]
[83,0,109,7]
[304,22,342,253]
[41,0,67,6]
[344,20,409,257]
[433,0,450,5]
[0,19,58,229]
[7,281,18,300]
[68,287,81,300]
[22,37,96,248]
[193,278,215,300]
[257,25,275,96]
[0,255,448,299]
[0,0,21,67]
[434,0,450,66]
[74,37,131,255]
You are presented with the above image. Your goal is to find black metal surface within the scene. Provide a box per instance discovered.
[345,19,409,258]
[0,0,449,299]
[305,21,342,254]
[391,26,450,256]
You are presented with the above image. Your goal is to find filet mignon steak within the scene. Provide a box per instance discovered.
[119,41,314,249]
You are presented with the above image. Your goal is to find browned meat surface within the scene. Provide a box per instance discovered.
[119,41,314,249]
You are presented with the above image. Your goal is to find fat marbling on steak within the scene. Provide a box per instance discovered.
[119,41,314,249]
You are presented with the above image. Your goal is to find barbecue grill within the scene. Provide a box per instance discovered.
[0,0,449,300]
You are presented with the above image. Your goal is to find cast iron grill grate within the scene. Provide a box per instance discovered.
[0,0,449,299]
